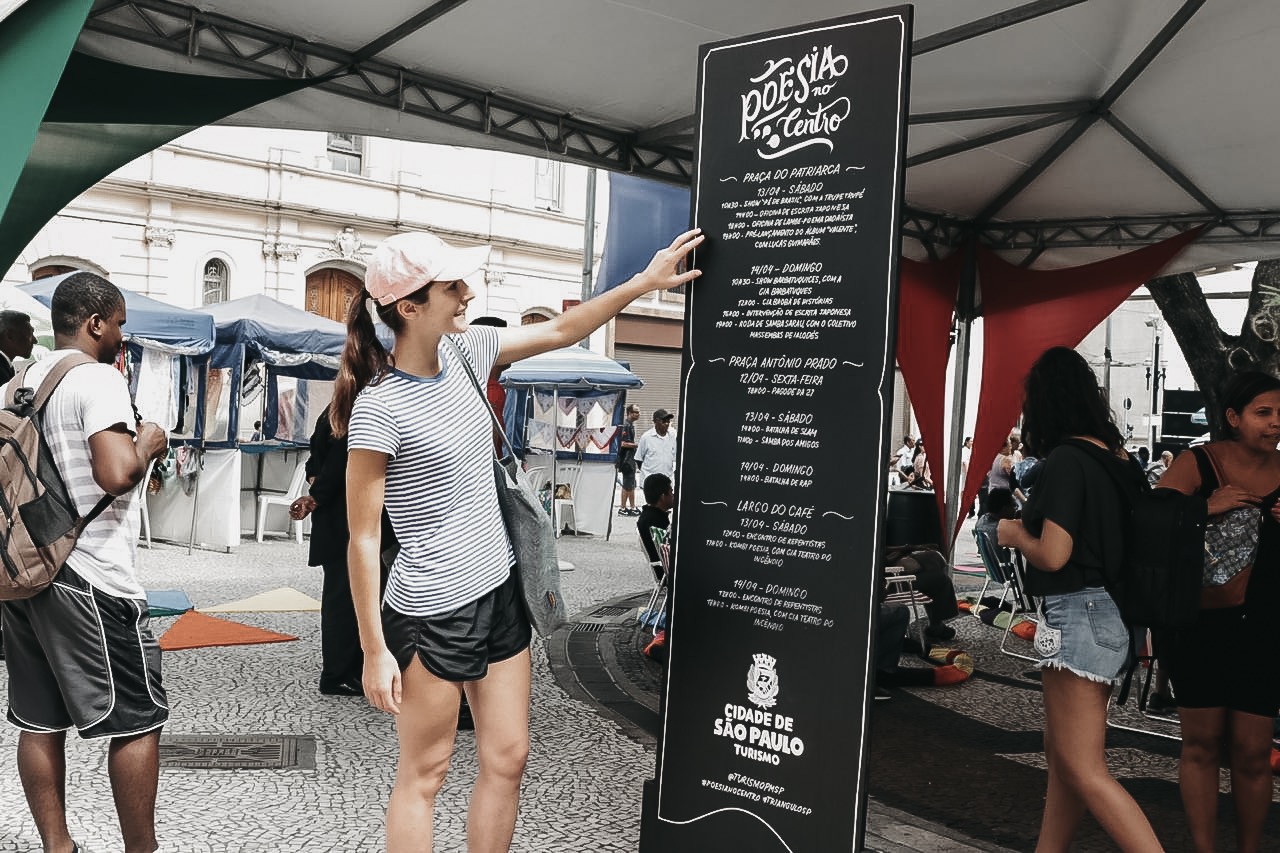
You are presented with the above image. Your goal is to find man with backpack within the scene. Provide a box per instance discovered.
[1,273,170,853]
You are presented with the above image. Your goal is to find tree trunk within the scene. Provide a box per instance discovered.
[1147,260,1280,440]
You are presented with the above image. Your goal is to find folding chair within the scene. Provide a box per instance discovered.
[882,564,932,650]
[637,527,668,634]
[255,459,308,544]
[973,528,1039,663]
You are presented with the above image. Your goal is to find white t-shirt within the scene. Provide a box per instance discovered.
[5,350,143,599]
[347,327,513,617]
[636,427,677,483]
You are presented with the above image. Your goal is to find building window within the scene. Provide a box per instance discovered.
[202,259,229,304]
[533,159,563,211]
[327,132,364,175]
[32,264,78,280]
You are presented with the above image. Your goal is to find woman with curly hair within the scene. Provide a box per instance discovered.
[1156,370,1280,853]
[997,346,1161,851]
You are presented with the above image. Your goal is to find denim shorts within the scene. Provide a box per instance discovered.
[1036,587,1130,685]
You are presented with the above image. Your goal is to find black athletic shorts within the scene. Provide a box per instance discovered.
[383,570,531,682]
[1159,606,1280,718]
[3,566,168,739]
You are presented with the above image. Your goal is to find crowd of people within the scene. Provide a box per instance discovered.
[3,241,1279,853]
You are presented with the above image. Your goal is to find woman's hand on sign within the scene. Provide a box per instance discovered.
[636,228,704,294]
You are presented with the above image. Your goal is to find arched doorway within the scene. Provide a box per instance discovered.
[305,267,363,323]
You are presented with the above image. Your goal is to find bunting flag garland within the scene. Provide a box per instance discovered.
[527,420,555,451]
[584,426,619,450]
[556,425,579,449]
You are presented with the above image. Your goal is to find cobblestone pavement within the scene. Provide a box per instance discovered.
[2,518,1273,851]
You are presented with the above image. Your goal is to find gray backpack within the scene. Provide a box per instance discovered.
[0,355,113,600]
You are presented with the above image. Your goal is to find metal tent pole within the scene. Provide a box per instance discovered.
[943,244,978,559]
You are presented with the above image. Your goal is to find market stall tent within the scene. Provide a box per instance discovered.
[203,294,354,542]
[501,346,642,537]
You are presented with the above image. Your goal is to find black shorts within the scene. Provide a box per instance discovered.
[3,566,168,739]
[383,570,531,682]
[618,461,636,491]
[1158,606,1280,718]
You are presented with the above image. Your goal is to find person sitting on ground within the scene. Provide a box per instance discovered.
[637,473,674,570]
[883,543,960,641]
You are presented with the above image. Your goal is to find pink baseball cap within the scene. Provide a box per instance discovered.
[365,232,491,305]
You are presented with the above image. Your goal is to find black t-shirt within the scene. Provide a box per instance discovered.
[617,421,636,471]
[1020,442,1130,597]
[637,504,670,565]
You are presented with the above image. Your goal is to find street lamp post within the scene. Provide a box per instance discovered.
[1144,315,1164,451]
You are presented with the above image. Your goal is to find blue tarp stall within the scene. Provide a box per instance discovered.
[501,346,643,538]
[204,294,350,540]
[19,275,233,549]
[205,293,347,447]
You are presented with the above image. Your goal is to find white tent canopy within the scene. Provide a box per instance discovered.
[74,0,1280,273]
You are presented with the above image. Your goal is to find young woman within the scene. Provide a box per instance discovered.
[997,346,1162,852]
[329,227,702,852]
[1156,371,1280,853]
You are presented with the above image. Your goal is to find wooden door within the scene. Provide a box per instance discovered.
[305,268,363,322]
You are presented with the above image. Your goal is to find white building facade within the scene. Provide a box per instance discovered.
[3,127,686,368]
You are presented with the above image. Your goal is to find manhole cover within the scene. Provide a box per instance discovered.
[159,734,316,770]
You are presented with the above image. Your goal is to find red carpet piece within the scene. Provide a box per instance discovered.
[159,611,297,651]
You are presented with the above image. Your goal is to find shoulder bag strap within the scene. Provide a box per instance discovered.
[443,336,515,460]
[32,352,97,412]
[1189,446,1220,497]
[26,352,116,520]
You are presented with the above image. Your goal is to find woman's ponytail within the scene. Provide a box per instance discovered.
[330,289,390,437]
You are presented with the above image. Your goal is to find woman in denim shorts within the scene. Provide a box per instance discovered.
[998,347,1162,852]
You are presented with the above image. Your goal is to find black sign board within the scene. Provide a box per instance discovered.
[641,9,911,853]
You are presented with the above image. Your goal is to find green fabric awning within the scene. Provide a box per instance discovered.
[0,22,321,274]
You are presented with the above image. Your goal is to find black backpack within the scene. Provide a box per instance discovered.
[1064,439,1206,632]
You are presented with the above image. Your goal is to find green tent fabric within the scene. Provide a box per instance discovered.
[0,51,321,274]
[0,0,93,225]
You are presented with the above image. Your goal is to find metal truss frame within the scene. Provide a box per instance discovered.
[81,0,1277,259]
[82,0,693,182]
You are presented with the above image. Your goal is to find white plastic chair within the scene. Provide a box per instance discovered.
[551,462,581,537]
[255,460,308,544]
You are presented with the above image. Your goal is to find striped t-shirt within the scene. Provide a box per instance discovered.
[348,326,514,617]
[3,350,144,599]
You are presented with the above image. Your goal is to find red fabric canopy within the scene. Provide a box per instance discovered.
[896,252,964,537]
[893,229,1201,547]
